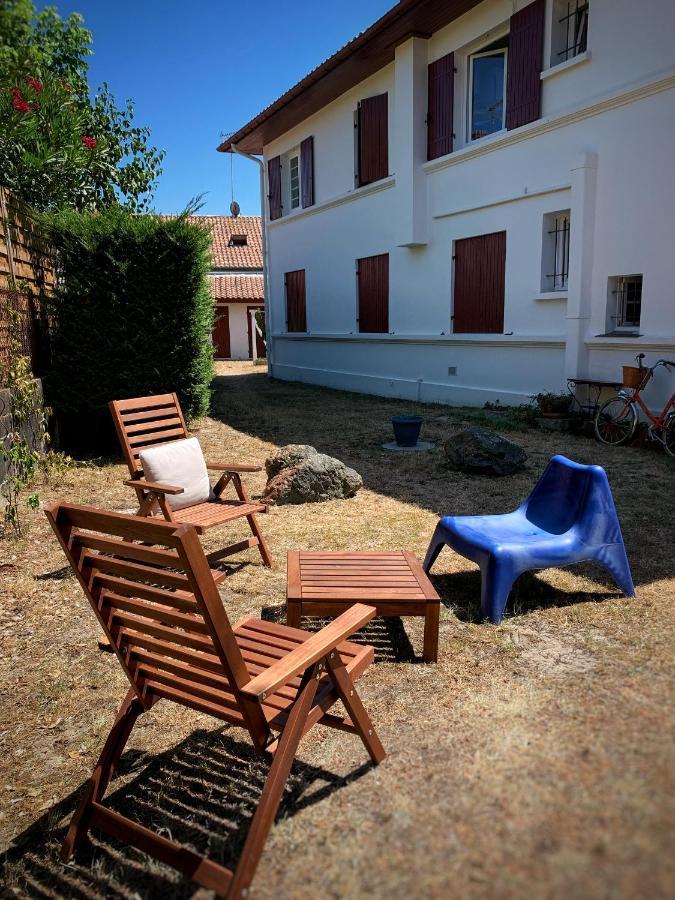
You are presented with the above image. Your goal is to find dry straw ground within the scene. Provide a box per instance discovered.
[1,361,674,899]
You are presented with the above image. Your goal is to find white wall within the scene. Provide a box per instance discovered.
[262,0,675,409]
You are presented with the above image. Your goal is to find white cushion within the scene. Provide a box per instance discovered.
[139,437,214,511]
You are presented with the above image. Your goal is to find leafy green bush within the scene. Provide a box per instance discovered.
[44,207,214,454]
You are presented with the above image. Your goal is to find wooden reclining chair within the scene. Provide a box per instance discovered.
[110,393,274,570]
[45,501,385,899]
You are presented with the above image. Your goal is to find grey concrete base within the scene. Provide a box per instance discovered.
[381,441,435,452]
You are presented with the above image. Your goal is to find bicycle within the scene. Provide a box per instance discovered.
[594,353,675,456]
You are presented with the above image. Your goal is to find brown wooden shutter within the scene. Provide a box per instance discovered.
[267,155,282,220]
[357,93,388,187]
[506,0,545,130]
[300,136,314,208]
[453,232,506,334]
[212,307,230,359]
[357,254,389,333]
[285,269,306,332]
[427,52,454,161]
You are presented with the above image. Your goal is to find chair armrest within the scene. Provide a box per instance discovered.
[241,603,376,702]
[123,478,184,496]
[206,462,263,473]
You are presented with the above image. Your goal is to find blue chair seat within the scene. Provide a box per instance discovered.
[424,455,635,624]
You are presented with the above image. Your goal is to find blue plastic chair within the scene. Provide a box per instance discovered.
[424,455,635,624]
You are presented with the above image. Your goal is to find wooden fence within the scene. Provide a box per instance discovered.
[0,187,54,378]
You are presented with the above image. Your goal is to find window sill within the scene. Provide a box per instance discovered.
[268,176,395,226]
[541,51,591,81]
[534,291,568,301]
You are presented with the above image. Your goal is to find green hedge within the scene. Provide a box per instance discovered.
[44,207,214,454]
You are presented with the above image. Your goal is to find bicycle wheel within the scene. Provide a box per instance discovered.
[663,413,675,458]
[594,397,638,446]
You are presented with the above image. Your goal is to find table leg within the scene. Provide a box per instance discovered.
[286,600,302,629]
[423,601,440,663]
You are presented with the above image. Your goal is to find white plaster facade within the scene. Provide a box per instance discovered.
[261,0,675,409]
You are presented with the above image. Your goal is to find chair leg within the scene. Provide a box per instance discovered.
[423,525,445,573]
[598,543,636,597]
[61,687,144,862]
[480,556,516,625]
[326,653,386,765]
[232,473,275,569]
[247,512,275,569]
[229,666,319,899]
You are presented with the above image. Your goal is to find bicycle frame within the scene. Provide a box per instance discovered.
[621,385,675,427]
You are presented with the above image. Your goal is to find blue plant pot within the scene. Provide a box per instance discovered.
[391,415,423,447]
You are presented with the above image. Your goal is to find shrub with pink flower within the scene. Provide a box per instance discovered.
[27,77,44,93]
[12,96,30,113]
[81,135,97,150]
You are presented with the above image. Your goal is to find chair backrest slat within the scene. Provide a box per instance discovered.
[109,393,190,476]
[45,502,269,745]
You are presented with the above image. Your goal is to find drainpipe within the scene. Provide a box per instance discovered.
[229,143,273,376]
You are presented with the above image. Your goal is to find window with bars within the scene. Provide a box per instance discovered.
[550,0,589,66]
[541,210,571,292]
[610,275,642,330]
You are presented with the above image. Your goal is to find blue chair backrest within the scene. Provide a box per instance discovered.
[523,455,620,539]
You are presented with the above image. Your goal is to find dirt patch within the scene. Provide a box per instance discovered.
[1,361,674,899]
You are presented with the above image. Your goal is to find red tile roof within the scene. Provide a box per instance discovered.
[210,274,264,303]
[161,215,262,270]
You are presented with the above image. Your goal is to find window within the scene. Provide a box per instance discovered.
[357,254,389,333]
[610,275,642,330]
[289,154,300,209]
[356,93,388,186]
[550,0,588,66]
[453,232,506,333]
[229,234,247,247]
[285,269,306,332]
[541,210,570,292]
[468,37,508,141]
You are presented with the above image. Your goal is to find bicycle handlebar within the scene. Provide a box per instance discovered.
[633,354,674,371]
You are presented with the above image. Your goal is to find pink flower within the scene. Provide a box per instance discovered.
[82,135,97,150]
[27,77,44,93]
[11,87,22,99]
[12,97,30,113]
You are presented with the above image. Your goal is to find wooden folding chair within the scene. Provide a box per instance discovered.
[109,393,274,570]
[45,502,385,898]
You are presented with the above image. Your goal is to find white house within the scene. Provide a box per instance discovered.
[219,0,675,408]
[166,215,265,361]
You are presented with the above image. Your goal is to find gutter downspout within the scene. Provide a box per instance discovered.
[229,143,273,376]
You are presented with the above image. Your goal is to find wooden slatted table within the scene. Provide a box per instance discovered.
[286,551,440,662]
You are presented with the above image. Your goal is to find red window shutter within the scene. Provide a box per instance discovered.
[357,254,389,333]
[506,0,545,130]
[212,307,230,359]
[427,52,454,161]
[300,136,314,208]
[357,93,388,187]
[285,269,307,332]
[453,232,506,334]
[267,155,282,220]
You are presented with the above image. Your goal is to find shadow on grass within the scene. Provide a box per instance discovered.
[430,569,625,623]
[1,727,373,898]
[260,604,417,663]
[207,369,672,589]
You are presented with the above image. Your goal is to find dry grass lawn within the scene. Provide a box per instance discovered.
[1,360,674,899]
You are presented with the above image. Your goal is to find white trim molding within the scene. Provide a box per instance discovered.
[273,332,565,348]
[434,182,570,220]
[267,175,395,227]
[423,67,675,175]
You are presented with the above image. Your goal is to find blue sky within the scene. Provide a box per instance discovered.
[36,0,393,215]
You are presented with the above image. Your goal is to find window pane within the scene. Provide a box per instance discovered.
[471,52,505,140]
[290,156,300,209]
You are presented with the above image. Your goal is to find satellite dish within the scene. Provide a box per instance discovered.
[230,200,240,218]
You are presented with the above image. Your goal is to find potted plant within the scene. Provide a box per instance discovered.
[391,415,423,447]
[532,392,572,419]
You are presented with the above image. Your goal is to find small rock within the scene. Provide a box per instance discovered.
[263,446,362,504]
[443,426,527,476]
